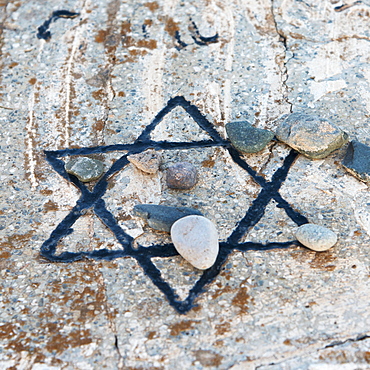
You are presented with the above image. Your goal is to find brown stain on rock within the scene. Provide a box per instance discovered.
[92,89,106,101]
[144,19,153,26]
[319,350,348,363]
[211,284,232,299]
[215,322,230,336]
[144,2,159,12]
[146,331,156,339]
[201,159,215,168]
[43,200,59,212]
[309,251,337,271]
[214,339,224,347]
[320,349,370,364]
[232,287,254,314]
[0,323,16,339]
[1,263,115,356]
[117,211,132,222]
[163,17,180,38]
[8,61,18,68]
[169,320,199,336]
[29,77,37,85]
[290,250,337,271]
[121,20,131,36]
[45,329,92,353]
[2,230,35,249]
[363,351,370,363]
[137,38,157,49]
[0,251,11,259]
[93,119,105,132]
[193,349,224,367]
[95,29,107,43]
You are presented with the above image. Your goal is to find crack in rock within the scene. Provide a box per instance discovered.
[271,0,294,114]
[324,333,370,348]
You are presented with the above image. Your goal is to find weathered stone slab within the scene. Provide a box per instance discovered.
[1,0,370,369]
[342,140,370,183]
[275,113,348,159]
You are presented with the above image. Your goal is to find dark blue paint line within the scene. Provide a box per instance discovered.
[174,30,188,50]
[188,19,219,46]
[37,10,80,40]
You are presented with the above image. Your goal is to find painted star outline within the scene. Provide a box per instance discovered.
[41,96,308,314]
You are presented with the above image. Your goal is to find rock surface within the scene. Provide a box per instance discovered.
[166,162,198,189]
[226,121,274,153]
[342,140,370,183]
[133,204,203,232]
[3,0,370,369]
[127,149,161,174]
[275,113,348,159]
[65,157,104,182]
[170,215,219,270]
[295,224,338,251]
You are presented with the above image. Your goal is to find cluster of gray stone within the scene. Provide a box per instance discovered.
[63,112,369,270]
[226,112,370,254]
[65,149,219,269]
[226,112,370,183]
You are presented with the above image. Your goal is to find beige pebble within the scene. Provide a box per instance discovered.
[128,149,161,174]
[295,224,337,252]
[170,215,219,270]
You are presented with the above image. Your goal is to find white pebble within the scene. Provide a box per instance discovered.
[170,215,219,270]
[295,224,337,252]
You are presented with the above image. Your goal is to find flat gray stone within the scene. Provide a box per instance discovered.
[342,140,370,183]
[275,113,348,159]
[133,204,203,232]
[166,162,198,190]
[127,149,161,174]
[226,121,274,153]
[295,224,338,252]
[170,215,219,270]
[65,157,104,182]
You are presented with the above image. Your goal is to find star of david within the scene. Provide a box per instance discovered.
[41,96,308,314]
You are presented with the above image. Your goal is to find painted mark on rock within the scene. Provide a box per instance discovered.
[37,10,80,40]
[334,1,362,12]
[40,96,308,314]
[164,17,218,50]
[188,18,219,46]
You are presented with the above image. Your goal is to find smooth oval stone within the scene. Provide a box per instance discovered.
[171,215,219,270]
[226,121,274,153]
[295,224,337,252]
[342,140,370,183]
[166,162,198,190]
[65,157,104,182]
[128,149,161,174]
[275,113,348,159]
[133,204,203,232]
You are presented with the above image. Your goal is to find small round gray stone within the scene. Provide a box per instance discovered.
[65,157,104,182]
[171,215,219,270]
[166,162,198,190]
[295,224,337,252]
[226,121,274,153]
